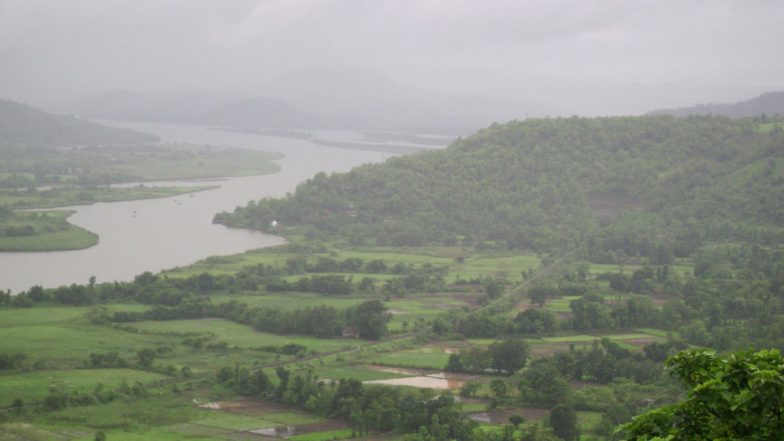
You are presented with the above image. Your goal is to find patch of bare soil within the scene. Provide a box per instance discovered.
[570,380,599,390]
[588,192,648,221]
[623,338,658,347]
[198,399,291,416]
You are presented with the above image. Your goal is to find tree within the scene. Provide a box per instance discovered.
[12,398,23,416]
[508,415,524,427]
[548,404,579,441]
[489,339,530,374]
[620,348,784,441]
[518,358,571,407]
[490,379,509,398]
[352,300,390,340]
[136,349,155,368]
[459,381,480,397]
[514,308,557,335]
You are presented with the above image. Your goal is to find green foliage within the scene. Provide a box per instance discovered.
[620,348,784,440]
[447,339,529,374]
[0,210,98,251]
[549,404,579,441]
[217,116,784,259]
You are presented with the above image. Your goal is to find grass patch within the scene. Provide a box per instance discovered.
[0,210,97,251]
[289,428,354,441]
[543,296,581,313]
[576,410,603,431]
[192,413,276,431]
[636,328,670,338]
[372,346,450,369]
[131,318,364,352]
[0,369,168,403]
[0,186,215,210]
[541,335,599,343]
[265,412,324,425]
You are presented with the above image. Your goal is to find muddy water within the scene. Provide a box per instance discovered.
[364,372,466,390]
[0,122,387,293]
[250,420,349,437]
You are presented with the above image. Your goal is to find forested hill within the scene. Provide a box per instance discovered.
[216,116,784,261]
[0,99,158,147]
[649,91,784,118]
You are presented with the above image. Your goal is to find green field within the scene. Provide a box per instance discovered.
[371,346,452,369]
[97,145,282,181]
[164,245,540,284]
[543,296,581,313]
[289,429,354,441]
[131,318,364,353]
[0,369,168,403]
[0,210,98,251]
[588,262,693,277]
[191,413,277,431]
[0,186,215,210]
[0,305,173,367]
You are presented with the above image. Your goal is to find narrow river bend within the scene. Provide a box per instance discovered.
[0,122,388,293]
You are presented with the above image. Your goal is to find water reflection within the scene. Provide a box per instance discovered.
[364,373,465,390]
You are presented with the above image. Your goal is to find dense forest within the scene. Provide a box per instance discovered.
[0,99,158,147]
[216,115,784,261]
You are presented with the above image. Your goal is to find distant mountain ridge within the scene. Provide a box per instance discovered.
[0,99,158,147]
[57,89,241,123]
[649,91,784,118]
[54,67,563,134]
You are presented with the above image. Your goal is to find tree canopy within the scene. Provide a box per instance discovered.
[217,115,784,260]
[620,348,784,441]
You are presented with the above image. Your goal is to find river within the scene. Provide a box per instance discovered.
[0,122,389,293]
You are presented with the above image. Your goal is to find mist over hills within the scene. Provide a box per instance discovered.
[56,89,242,123]
[54,67,563,134]
[0,99,158,147]
[649,91,784,118]
[52,65,779,135]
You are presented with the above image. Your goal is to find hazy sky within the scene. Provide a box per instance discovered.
[1,0,783,106]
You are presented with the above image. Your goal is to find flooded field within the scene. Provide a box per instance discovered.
[364,372,475,390]
[251,420,349,437]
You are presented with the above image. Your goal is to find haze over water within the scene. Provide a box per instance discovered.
[0,122,387,293]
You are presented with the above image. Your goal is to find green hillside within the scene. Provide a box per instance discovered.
[0,99,158,147]
[216,115,784,261]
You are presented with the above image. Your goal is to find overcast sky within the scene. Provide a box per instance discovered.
[1,0,783,107]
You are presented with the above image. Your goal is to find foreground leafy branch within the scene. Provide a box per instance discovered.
[620,348,784,440]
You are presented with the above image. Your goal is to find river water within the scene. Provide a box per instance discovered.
[0,122,388,293]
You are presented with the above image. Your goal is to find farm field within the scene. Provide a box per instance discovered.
[163,245,541,283]
[0,241,689,441]
[130,318,364,353]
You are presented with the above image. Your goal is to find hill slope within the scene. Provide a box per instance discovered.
[0,99,159,147]
[649,91,784,118]
[216,116,784,261]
